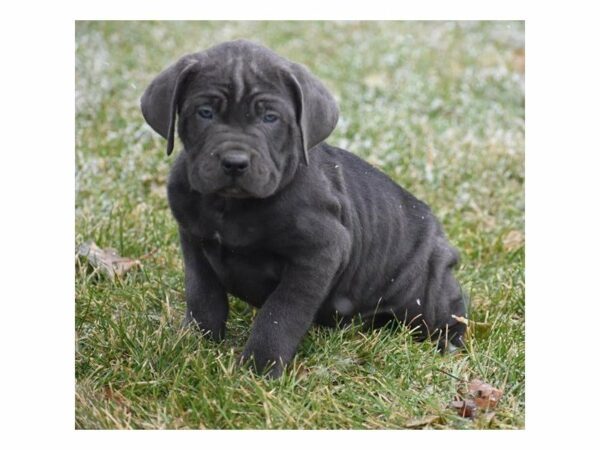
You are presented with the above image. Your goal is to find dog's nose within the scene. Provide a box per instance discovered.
[221,151,250,175]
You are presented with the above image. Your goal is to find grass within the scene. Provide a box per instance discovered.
[75,21,524,429]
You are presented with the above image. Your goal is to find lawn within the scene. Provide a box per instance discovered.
[75,21,524,429]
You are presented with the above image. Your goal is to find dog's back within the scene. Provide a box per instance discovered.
[311,144,466,345]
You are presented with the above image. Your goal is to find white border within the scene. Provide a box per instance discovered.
[3,0,600,447]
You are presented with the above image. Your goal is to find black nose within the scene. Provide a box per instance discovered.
[221,151,250,175]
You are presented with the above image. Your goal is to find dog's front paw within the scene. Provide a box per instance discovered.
[239,345,285,378]
[181,313,225,342]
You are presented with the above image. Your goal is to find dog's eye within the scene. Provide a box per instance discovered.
[263,113,279,123]
[197,106,214,120]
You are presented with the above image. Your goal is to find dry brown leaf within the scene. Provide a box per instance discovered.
[77,241,141,279]
[503,230,524,252]
[468,379,504,409]
[451,399,477,418]
[450,378,504,419]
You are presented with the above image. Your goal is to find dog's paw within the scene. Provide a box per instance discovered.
[180,314,225,342]
[239,347,285,379]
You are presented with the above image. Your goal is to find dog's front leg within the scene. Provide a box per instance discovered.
[240,251,342,378]
[179,228,229,341]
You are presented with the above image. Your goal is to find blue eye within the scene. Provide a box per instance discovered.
[197,106,214,119]
[263,113,278,123]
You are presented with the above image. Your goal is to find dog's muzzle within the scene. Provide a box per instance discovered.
[220,150,250,176]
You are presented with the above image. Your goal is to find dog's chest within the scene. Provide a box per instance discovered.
[202,206,263,250]
[198,208,283,304]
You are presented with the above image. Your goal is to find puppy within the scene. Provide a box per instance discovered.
[141,40,467,377]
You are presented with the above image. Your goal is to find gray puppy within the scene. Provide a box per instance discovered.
[141,40,466,377]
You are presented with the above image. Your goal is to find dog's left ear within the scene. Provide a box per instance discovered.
[141,56,201,155]
[287,63,339,165]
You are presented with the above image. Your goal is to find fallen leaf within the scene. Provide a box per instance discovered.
[451,399,477,418]
[450,378,504,419]
[77,241,141,279]
[503,230,524,252]
[405,415,442,428]
[468,379,504,409]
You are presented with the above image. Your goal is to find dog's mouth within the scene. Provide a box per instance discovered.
[218,185,252,199]
[190,158,279,199]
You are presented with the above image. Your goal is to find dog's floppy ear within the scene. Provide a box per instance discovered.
[287,63,339,165]
[141,56,200,155]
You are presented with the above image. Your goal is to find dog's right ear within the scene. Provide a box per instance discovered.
[141,56,200,155]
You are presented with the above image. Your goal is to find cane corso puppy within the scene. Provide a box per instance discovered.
[141,40,467,377]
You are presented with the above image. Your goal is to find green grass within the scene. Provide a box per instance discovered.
[75,21,524,429]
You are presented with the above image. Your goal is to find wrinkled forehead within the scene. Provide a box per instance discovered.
[186,48,292,105]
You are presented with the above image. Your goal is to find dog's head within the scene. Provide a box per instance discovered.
[141,40,338,199]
